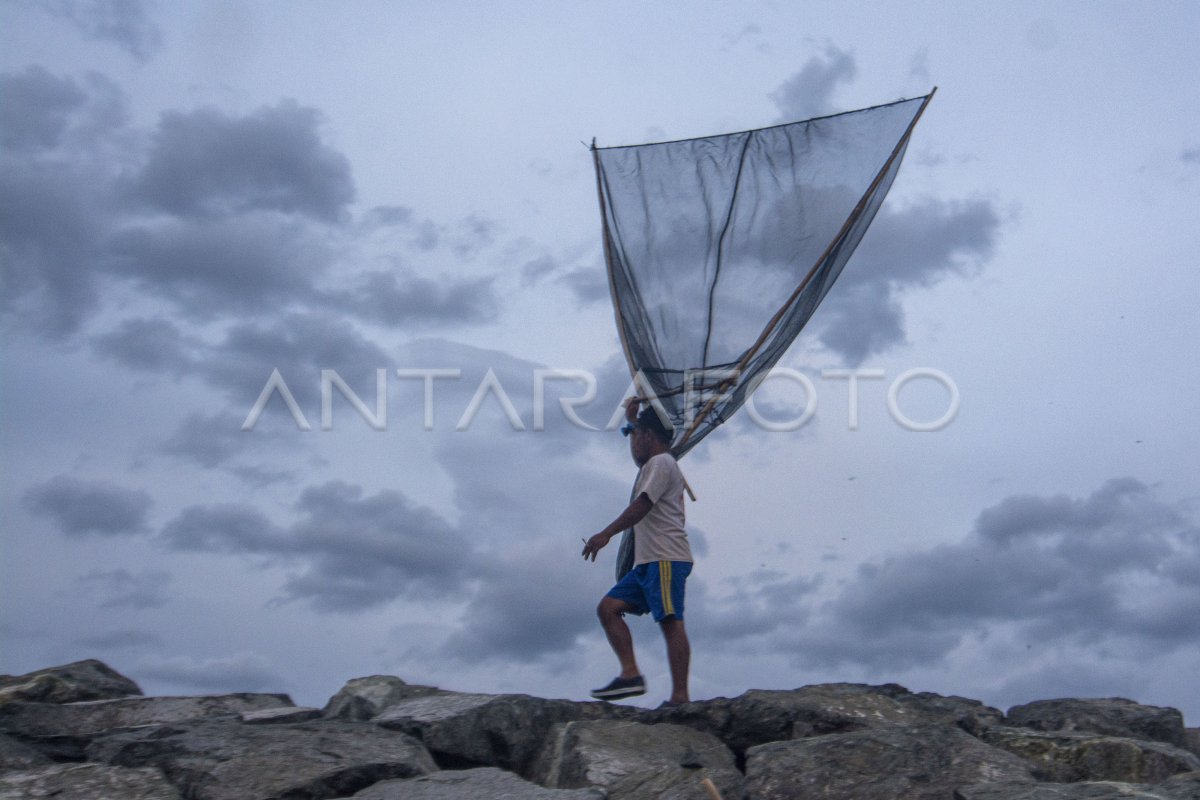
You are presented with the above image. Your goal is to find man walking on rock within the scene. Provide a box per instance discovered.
[582,398,692,706]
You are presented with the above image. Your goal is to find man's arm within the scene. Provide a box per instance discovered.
[582,493,652,562]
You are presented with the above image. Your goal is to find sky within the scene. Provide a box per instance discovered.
[2,0,1199,722]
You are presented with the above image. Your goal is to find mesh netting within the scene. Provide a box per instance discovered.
[594,93,932,457]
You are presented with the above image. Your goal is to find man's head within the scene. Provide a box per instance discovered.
[625,407,674,465]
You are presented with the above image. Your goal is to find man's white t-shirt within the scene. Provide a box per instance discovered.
[632,452,692,565]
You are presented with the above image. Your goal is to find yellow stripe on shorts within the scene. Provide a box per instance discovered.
[659,560,674,616]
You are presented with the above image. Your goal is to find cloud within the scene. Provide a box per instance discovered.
[134,652,286,694]
[816,197,1001,364]
[128,101,354,221]
[324,269,499,328]
[704,478,1200,672]
[1182,148,1200,165]
[35,0,163,61]
[0,66,87,152]
[23,475,153,536]
[442,544,597,663]
[74,568,171,609]
[770,45,858,121]
[91,317,197,374]
[159,481,480,612]
[107,214,332,318]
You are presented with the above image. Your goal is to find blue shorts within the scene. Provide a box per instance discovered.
[605,560,692,622]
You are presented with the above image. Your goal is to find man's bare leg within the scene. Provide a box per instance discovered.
[597,596,641,678]
[659,616,690,703]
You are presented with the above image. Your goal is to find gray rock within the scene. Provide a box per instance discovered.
[374,692,606,777]
[1007,699,1188,749]
[983,726,1200,783]
[745,723,1038,800]
[956,771,1200,800]
[241,706,323,724]
[323,675,443,721]
[534,719,743,800]
[0,762,181,800]
[1187,729,1200,758]
[0,731,51,771]
[0,660,142,705]
[346,767,605,799]
[0,693,294,739]
[646,683,1004,757]
[88,718,437,800]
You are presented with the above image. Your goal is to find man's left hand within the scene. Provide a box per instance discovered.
[581,532,612,561]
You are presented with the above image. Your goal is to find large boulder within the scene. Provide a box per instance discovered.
[0,732,51,771]
[983,726,1200,783]
[345,767,605,799]
[373,692,620,777]
[533,719,743,800]
[87,719,437,800]
[0,661,141,705]
[1007,699,1188,749]
[0,692,294,762]
[647,683,1004,758]
[323,675,443,721]
[1186,729,1200,758]
[0,762,180,800]
[744,723,1039,800]
[0,694,294,739]
[955,771,1200,800]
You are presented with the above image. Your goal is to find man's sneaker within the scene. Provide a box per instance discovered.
[590,675,646,700]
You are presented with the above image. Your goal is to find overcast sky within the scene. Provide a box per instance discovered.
[3,0,1199,722]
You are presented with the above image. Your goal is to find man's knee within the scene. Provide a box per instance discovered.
[597,596,625,621]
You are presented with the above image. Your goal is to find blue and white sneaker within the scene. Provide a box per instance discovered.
[590,675,646,700]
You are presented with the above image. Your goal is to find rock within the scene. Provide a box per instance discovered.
[240,706,323,724]
[533,719,743,800]
[0,762,181,800]
[0,693,293,740]
[745,723,1038,800]
[646,683,1005,759]
[1187,729,1200,758]
[1007,699,1188,749]
[345,767,605,799]
[0,660,142,705]
[0,731,51,770]
[983,726,1200,783]
[374,692,609,777]
[87,718,437,800]
[323,675,443,721]
[956,771,1200,800]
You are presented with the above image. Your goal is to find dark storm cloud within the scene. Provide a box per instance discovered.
[91,317,197,374]
[442,548,597,663]
[74,568,171,609]
[107,214,330,317]
[816,197,1000,364]
[23,475,153,536]
[325,269,498,327]
[0,66,87,152]
[706,478,1200,671]
[35,0,164,61]
[135,653,285,694]
[128,101,354,221]
[770,45,858,121]
[159,481,480,612]
[4,67,505,347]
[0,67,129,336]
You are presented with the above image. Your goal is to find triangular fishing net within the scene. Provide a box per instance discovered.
[593,92,934,457]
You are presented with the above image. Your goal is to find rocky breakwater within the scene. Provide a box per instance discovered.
[1,660,1198,799]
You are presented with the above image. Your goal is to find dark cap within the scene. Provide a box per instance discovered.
[635,406,675,444]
